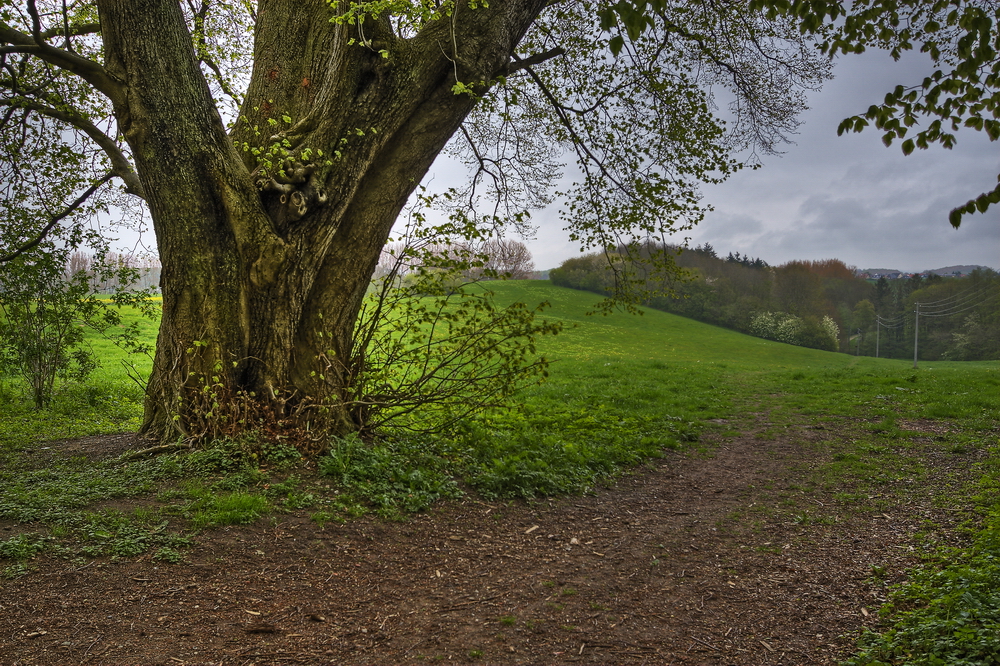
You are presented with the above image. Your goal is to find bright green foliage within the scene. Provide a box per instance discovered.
[0,262,98,408]
[0,373,146,455]
[186,492,269,530]
[0,249,155,408]
[319,433,462,516]
[0,532,49,560]
[348,203,560,435]
[458,408,690,499]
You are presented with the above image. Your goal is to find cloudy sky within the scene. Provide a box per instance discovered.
[114,43,997,274]
[518,49,1000,273]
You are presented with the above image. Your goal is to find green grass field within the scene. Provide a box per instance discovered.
[495,281,998,426]
[1,281,999,662]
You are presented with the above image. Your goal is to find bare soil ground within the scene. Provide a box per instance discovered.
[0,417,979,666]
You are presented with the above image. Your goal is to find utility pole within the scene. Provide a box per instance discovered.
[913,302,920,369]
[876,318,880,358]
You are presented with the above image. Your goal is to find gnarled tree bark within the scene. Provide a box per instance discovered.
[94,0,549,441]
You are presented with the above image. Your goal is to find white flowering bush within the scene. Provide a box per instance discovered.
[774,315,803,345]
[748,311,838,351]
[749,311,802,345]
[821,316,840,349]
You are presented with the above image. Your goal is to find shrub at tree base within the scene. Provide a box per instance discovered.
[159,250,558,448]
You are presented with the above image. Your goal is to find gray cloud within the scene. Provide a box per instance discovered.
[431,46,999,274]
[682,50,1000,272]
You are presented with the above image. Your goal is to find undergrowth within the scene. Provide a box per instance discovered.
[315,404,696,517]
[843,445,1000,666]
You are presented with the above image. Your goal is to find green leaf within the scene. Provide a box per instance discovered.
[598,8,618,30]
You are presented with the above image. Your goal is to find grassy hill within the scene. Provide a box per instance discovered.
[492,280,845,366]
[2,280,997,447]
[489,280,999,424]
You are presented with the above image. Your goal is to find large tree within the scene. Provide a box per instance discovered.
[1,0,829,442]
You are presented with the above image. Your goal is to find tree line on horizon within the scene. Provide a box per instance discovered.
[868,269,1000,362]
[550,243,1000,361]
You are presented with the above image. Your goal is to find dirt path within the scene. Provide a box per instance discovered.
[0,419,972,665]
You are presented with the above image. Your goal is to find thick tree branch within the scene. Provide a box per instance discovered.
[0,97,144,197]
[0,21,124,103]
[0,172,113,263]
[504,46,565,75]
[39,22,101,41]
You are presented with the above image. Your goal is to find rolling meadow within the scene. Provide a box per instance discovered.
[1,281,999,664]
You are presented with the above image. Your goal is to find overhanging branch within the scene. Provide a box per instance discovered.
[514,56,629,194]
[0,172,113,264]
[39,22,101,41]
[0,17,123,103]
[0,97,144,197]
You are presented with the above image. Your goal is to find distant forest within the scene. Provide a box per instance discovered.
[550,244,1000,361]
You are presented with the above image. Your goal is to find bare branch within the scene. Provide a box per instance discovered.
[504,46,565,75]
[459,124,505,208]
[188,0,244,107]
[0,172,113,264]
[513,56,629,194]
[0,97,144,197]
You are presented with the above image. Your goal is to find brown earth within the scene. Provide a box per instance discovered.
[0,417,980,666]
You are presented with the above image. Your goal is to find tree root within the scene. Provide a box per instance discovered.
[118,442,191,461]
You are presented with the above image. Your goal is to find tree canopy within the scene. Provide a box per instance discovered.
[1,0,831,442]
[603,0,999,224]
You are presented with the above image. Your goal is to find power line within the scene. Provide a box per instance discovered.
[915,284,980,307]
[874,312,906,358]
[912,288,999,367]
[918,290,998,318]
[875,313,905,328]
[918,288,995,315]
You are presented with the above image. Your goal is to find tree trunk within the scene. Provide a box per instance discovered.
[95,0,548,444]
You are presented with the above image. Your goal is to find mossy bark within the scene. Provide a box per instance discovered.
[95,0,548,442]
